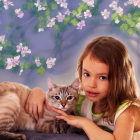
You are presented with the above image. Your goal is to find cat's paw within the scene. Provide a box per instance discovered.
[11,134,26,140]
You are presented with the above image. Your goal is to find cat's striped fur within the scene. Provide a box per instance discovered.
[0,78,82,140]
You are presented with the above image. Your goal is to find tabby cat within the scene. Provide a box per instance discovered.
[0,78,82,140]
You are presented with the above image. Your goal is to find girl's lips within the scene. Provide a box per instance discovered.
[86,91,99,97]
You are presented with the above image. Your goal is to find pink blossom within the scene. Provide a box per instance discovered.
[64,9,71,15]
[116,6,123,16]
[21,46,31,57]
[109,1,118,10]
[56,12,65,22]
[132,0,140,6]
[15,9,24,18]
[16,43,31,57]
[55,0,68,8]
[101,9,110,19]
[47,18,56,27]
[6,55,20,69]
[34,0,40,7]
[46,57,56,68]
[87,1,94,7]
[16,43,23,53]
[77,20,85,30]
[76,13,82,19]
[3,0,14,10]
[35,59,41,67]
[84,9,92,18]
[0,35,5,43]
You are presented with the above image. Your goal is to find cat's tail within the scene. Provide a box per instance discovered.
[0,131,26,140]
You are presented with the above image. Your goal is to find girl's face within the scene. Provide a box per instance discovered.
[81,55,109,103]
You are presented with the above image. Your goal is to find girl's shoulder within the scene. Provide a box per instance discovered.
[114,100,140,124]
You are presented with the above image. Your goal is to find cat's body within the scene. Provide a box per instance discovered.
[0,78,82,140]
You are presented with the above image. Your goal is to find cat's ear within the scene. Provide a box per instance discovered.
[48,78,56,91]
[71,78,79,91]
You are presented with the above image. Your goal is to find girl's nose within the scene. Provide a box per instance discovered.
[89,78,97,88]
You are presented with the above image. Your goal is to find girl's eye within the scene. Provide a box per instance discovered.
[67,96,73,100]
[84,73,90,77]
[55,96,60,100]
[100,76,107,80]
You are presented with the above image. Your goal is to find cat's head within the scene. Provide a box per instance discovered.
[46,78,79,111]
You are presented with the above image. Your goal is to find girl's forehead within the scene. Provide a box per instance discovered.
[82,55,109,74]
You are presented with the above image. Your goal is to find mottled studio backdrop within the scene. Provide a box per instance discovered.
[0,0,140,93]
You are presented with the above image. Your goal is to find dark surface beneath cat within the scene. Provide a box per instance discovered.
[7,131,89,140]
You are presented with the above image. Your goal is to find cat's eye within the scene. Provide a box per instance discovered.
[55,96,60,100]
[67,96,73,100]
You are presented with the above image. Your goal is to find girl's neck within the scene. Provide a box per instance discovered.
[92,102,102,114]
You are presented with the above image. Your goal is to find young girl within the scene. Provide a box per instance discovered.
[25,36,140,140]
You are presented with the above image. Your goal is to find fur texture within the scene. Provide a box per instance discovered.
[0,78,83,140]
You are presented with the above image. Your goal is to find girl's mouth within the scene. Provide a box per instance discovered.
[86,91,99,97]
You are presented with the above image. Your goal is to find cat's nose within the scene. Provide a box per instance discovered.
[62,104,66,108]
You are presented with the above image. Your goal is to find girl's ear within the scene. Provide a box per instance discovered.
[71,78,80,91]
[48,78,56,91]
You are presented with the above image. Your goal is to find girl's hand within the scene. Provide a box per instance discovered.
[51,107,86,129]
[25,88,47,121]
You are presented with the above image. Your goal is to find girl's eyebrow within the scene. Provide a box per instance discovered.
[83,68,108,75]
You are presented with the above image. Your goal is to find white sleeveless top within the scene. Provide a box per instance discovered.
[76,95,140,140]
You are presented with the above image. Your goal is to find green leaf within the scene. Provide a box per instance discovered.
[127,28,134,34]
[0,57,2,61]
[20,62,24,69]
[7,41,12,47]
[9,22,13,28]
[45,9,50,15]
[43,1,47,7]
[40,57,46,68]
[133,11,139,18]
[46,15,50,20]
[38,22,45,28]
[127,19,135,27]
[123,15,127,21]
[5,26,11,31]
[59,23,67,32]
[50,1,58,10]
[2,41,7,47]
[64,16,70,22]
[69,18,79,26]
[72,10,77,16]
[38,16,43,21]
[77,7,82,13]
[12,65,20,72]
[111,13,118,20]
[128,13,132,19]
[24,62,30,70]
[120,23,128,30]
[37,66,45,75]
[128,6,134,13]
[54,25,59,30]
[21,4,28,10]
[79,2,85,9]
[23,40,30,46]
[27,2,34,10]
[83,4,88,10]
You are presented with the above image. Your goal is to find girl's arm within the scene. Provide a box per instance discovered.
[25,88,48,121]
[51,105,136,140]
